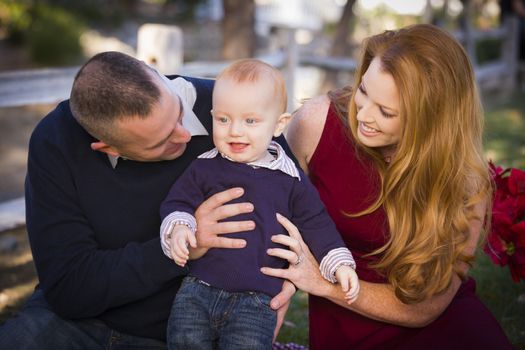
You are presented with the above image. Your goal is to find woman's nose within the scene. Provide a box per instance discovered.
[356,103,374,122]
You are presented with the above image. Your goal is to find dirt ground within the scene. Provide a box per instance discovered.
[0,226,36,324]
[0,104,54,323]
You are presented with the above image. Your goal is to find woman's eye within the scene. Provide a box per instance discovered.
[380,107,396,119]
[358,83,366,95]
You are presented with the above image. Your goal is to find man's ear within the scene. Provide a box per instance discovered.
[90,141,120,157]
[273,113,292,137]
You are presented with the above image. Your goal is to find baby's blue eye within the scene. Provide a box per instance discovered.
[246,118,256,124]
[219,117,228,123]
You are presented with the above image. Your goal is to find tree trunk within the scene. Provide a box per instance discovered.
[221,0,256,59]
[321,0,356,93]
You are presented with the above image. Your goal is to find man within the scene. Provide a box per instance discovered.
[0,51,294,348]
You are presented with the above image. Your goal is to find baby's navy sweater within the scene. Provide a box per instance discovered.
[160,155,347,297]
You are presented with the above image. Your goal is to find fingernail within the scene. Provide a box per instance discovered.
[235,188,244,195]
[271,300,280,309]
[276,213,282,218]
[246,203,254,211]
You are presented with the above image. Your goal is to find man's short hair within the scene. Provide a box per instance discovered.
[69,51,160,146]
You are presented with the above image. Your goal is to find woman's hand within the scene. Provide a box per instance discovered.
[272,281,296,341]
[261,213,332,298]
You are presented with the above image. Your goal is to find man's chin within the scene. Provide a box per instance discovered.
[161,145,187,161]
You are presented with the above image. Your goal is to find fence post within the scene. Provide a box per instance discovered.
[461,0,477,68]
[285,28,298,112]
[137,24,184,75]
[502,15,519,91]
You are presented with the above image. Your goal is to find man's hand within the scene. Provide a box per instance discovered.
[194,187,255,250]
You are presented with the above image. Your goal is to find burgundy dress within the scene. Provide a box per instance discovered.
[307,104,513,349]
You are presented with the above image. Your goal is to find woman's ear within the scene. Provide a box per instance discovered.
[273,113,292,137]
[90,141,120,157]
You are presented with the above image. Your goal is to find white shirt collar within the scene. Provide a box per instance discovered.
[198,141,301,180]
[160,75,208,136]
[108,76,209,168]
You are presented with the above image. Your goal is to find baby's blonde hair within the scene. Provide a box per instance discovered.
[216,59,287,113]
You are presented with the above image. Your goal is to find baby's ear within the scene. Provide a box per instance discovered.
[273,113,292,137]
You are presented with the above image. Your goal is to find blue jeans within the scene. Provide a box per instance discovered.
[167,276,276,350]
[0,289,166,349]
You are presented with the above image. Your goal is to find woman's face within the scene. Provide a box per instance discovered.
[354,57,402,158]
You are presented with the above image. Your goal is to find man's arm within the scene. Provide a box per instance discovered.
[25,125,187,318]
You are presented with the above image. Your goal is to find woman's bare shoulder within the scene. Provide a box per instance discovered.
[293,95,331,127]
[286,95,331,171]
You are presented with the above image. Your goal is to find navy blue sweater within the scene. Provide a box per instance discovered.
[161,156,347,297]
[24,76,226,340]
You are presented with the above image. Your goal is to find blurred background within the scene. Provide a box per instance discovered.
[0,0,524,348]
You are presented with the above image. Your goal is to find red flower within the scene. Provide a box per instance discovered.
[509,168,525,196]
[507,245,525,283]
[513,221,525,249]
[485,162,525,283]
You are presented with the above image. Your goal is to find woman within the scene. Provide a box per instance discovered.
[262,24,513,349]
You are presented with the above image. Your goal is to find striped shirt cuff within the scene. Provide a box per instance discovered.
[319,247,356,283]
[160,211,197,259]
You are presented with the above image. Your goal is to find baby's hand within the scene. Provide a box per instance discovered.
[169,225,197,267]
[335,265,360,305]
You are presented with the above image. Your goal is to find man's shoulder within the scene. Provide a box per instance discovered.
[30,100,89,150]
[31,100,72,138]
[168,75,214,92]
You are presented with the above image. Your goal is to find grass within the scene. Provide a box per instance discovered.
[276,90,525,348]
[484,91,525,169]
[471,253,525,349]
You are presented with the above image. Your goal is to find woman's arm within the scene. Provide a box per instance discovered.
[264,207,483,327]
[276,94,486,327]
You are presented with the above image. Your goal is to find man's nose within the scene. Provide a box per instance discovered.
[171,124,191,143]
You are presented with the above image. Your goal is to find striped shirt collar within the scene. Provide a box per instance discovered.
[198,141,301,180]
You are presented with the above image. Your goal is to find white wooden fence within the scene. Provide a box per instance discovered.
[0,19,521,232]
